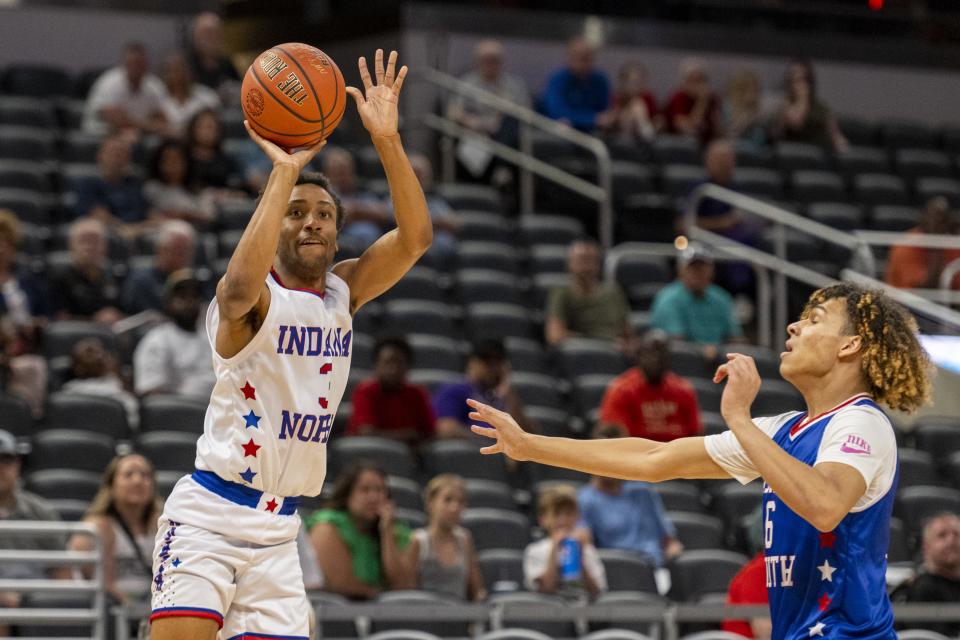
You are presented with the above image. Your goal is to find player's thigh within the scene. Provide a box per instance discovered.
[150,616,220,640]
[225,537,310,638]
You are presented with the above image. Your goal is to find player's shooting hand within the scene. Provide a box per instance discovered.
[244,120,325,170]
[347,49,407,140]
[714,353,761,423]
[468,398,531,461]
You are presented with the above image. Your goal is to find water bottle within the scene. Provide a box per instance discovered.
[558,537,582,582]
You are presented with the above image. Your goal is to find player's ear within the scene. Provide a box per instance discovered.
[838,334,863,359]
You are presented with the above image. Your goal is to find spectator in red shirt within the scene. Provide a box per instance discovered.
[664,57,723,146]
[600,61,662,145]
[598,329,702,441]
[348,337,435,446]
[722,507,771,639]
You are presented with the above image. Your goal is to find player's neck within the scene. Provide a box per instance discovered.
[271,264,326,293]
[795,373,869,418]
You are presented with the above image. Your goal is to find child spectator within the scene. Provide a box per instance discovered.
[407,474,486,600]
[523,484,606,600]
[306,462,414,599]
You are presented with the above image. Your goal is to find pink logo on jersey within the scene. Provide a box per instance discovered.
[840,434,872,455]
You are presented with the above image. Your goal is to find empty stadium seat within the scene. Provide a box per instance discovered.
[459,211,512,243]
[896,486,960,540]
[654,481,704,513]
[386,476,423,511]
[835,146,889,177]
[405,334,462,372]
[478,548,525,592]
[384,300,458,339]
[462,508,531,551]
[945,451,960,488]
[465,478,518,511]
[668,550,749,601]
[734,167,784,199]
[668,342,713,379]
[0,126,55,163]
[2,64,73,97]
[42,392,131,440]
[853,173,909,205]
[525,406,575,438]
[889,517,911,563]
[790,170,847,203]
[0,187,47,224]
[652,135,702,165]
[488,592,576,638]
[805,202,864,230]
[519,214,584,246]
[668,511,724,550]
[510,371,564,410]
[465,303,533,340]
[422,439,509,484]
[366,630,443,640]
[48,498,89,521]
[0,158,50,192]
[897,449,939,489]
[597,549,659,593]
[0,391,34,436]
[329,436,417,480]
[913,417,960,464]
[458,240,522,274]
[44,320,119,361]
[710,482,763,545]
[719,344,781,379]
[896,631,954,640]
[155,470,183,499]
[136,431,198,473]
[505,337,550,375]
[480,629,554,640]
[529,243,569,275]
[686,378,721,413]
[572,373,617,419]
[458,268,525,305]
[378,267,446,303]
[915,177,960,206]
[895,149,953,179]
[26,469,101,502]
[407,369,456,393]
[661,164,706,196]
[527,463,591,486]
[437,183,501,212]
[870,205,918,232]
[28,429,116,472]
[395,508,427,529]
[371,591,471,638]
[752,380,804,416]
[880,120,938,149]
[558,339,629,377]
[776,142,829,172]
[138,395,207,434]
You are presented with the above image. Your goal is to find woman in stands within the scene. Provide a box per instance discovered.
[407,474,486,600]
[771,59,848,152]
[306,461,414,599]
[70,454,162,607]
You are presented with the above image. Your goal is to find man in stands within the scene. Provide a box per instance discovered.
[541,37,612,132]
[49,218,124,325]
[185,12,240,97]
[545,239,632,350]
[123,220,199,314]
[73,135,152,234]
[83,41,169,138]
[599,329,702,441]
[348,336,435,447]
[885,195,960,291]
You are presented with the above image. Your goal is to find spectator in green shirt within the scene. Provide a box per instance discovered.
[546,239,632,351]
[306,462,413,599]
[650,245,745,361]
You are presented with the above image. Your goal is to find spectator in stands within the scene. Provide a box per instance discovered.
[62,338,139,429]
[122,220,197,315]
[885,196,960,290]
[320,147,391,251]
[186,12,241,98]
[770,59,847,152]
[407,474,487,600]
[144,140,214,229]
[348,336,435,446]
[524,484,606,600]
[447,39,530,180]
[73,135,153,232]
[726,68,767,148]
[577,425,683,568]
[599,329,702,441]
[158,51,221,138]
[722,506,770,639]
[665,57,723,146]
[650,245,744,361]
[83,41,169,139]
[409,153,461,261]
[49,218,124,325]
[70,454,160,607]
[545,239,632,350]
[306,461,414,599]
[600,61,661,144]
[891,512,960,637]
[0,317,47,418]
[0,209,48,353]
[433,339,532,438]
[133,270,215,398]
[540,37,612,133]
[185,108,242,193]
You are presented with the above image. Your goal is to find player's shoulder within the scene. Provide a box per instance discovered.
[754,410,804,436]
[826,400,896,444]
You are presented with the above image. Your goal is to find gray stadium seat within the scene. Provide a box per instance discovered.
[805,202,864,230]
[853,173,909,205]
[527,463,591,485]
[775,142,829,172]
[459,211,512,243]
[462,508,531,552]
[687,378,721,414]
[384,300,458,339]
[790,170,847,203]
[572,374,617,420]
[215,197,256,230]
[139,395,207,434]
[43,392,131,440]
[155,470,183,499]
[915,177,960,207]
[350,333,375,370]
[733,141,773,169]
[519,214,584,246]
[836,117,878,147]
[28,429,116,472]
[897,449,939,489]
[488,592,575,638]
[652,136,701,165]
[835,146,889,177]
[371,590,470,637]
[679,632,750,640]
[366,631,443,640]
[480,630,554,640]
[0,391,33,437]
[710,482,763,546]
[458,242,521,275]
[458,268,524,305]
[668,550,749,601]
[913,417,960,464]
[60,130,105,164]
[44,320,119,361]
[889,517,911,563]
[0,126,55,163]
[880,120,938,149]
[505,338,550,375]
[896,486,960,541]
[465,478,518,511]
[719,344,781,379]
[870,205,918,232]
[668,511,724,550]
[612,161,656,202]
[406,334,462,372]
[559,339,629,377]
[598,549,659,593]
[395,508,427,529]
[662,164,706,196]
[510,371,564,410]
[668,341,713,379]
[2,64,73,97]
[525,406,575,438]
[655,481,705,513]
[529,243,569,276]
[136,431,198,473]
[752,380,804,416]
[437,183,501,212]
[895,149,953,179]
[0,186,47,224]
[378,267,445,303]
[422,439,509,484]
[733,167,784,200]
[945,452,960,488]
[406,369,456,393]
[26,469,102,502]
[49,498,90,521]
[897,630,953,640]
[386,476,423,511]
[330,436,417,480]
[478,548,524,592]
[0,158,49,192]
[465,303,533,340]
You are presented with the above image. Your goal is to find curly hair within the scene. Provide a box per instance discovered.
[803,283,932,413]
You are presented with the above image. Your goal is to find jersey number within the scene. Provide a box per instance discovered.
[764,501,776,549]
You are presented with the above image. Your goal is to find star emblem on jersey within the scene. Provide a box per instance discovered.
[239,467,257,483]
[172,558,181,568]
[318,397,328,409]
[817,559,836,582]
[240,381,256,400]
[808,621,826,637]
[818,593,832,611]
[265,498,278,513]
[319,363,332,375]
[243,410,261,429]
[242,438,261,457]
[819,531,836,548]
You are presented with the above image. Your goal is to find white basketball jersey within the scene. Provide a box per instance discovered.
[161,270,352,544]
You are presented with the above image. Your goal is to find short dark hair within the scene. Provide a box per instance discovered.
[374,336,413,364]
[469,339,506,363]
[295,171,345,232]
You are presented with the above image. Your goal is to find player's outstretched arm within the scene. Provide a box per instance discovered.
[217,126,324,321]
[468,399,730,481]
[332,50,432,314]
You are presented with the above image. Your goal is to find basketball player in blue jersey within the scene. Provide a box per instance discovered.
[470,283,933,639]
[149,50,432,640]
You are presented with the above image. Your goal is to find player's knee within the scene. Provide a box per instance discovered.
[150,616,220,640]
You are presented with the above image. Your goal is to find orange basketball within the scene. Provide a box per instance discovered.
[241,43,346,150]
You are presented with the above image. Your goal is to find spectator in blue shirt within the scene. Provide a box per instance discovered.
[650,245,745,362]
[577,425,683,567]
[73,135,152,232]
[540,38,612,132]
[433,339,531,439]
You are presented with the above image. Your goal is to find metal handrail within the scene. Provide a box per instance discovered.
[419,67,615,248]
[854,230,960,250]
[842,270,960,329]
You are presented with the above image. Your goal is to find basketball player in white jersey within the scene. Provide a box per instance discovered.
[149,49,432,640]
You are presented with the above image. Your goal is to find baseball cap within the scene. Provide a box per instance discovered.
[679,244,714,267]
[0,429,17,457]
[164,268,203,299]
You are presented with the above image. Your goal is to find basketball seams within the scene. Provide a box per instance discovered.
[274,44,335,124]
[250,49,322,125]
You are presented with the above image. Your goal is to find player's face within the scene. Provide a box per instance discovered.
[780,298,853,381]
[347,470,388,522]
[428,486,466,529]
[112,455,155,509]
[277,184,339,281]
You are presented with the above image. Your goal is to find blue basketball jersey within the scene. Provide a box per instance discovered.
[763,395,898,640]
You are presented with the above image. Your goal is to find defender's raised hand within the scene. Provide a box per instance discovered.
[346,49,407,139]
[468,398,531,461]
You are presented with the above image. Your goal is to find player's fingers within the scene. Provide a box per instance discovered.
[345,86,365,107]
[298,139,327,163]
[375,48,385,84]
[392,65,408,96]
[713,364,729,383]
[357,57,373,91]
[384,50,398,84]
[471,424,496,439]
[479,444,502,456]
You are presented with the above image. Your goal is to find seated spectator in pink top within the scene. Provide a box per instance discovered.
[664,58,723,146]
[349,337,435,446]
